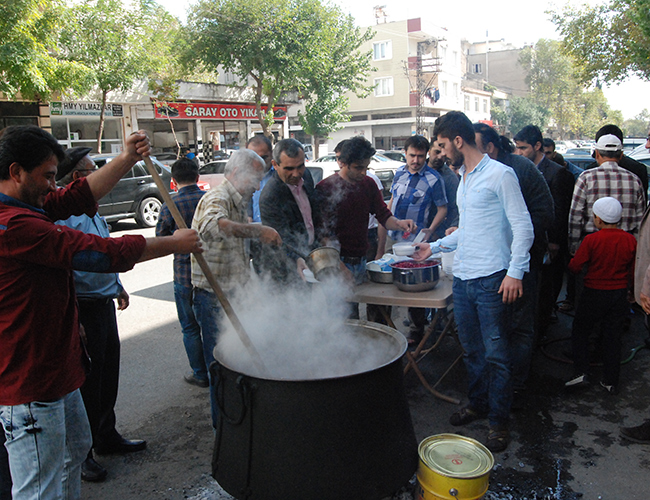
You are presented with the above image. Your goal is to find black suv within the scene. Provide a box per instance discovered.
[91,155,173,228]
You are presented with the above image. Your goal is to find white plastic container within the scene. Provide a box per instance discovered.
[393,242,416,256]
[441,251,455,276]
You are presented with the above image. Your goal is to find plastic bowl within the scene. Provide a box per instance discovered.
[393,243,416,256]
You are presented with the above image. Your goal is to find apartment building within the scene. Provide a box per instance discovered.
[319,18,491,153]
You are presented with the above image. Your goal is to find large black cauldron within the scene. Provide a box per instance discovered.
[212,320,418,500]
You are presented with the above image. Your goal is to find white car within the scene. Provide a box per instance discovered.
[305,153,402,200]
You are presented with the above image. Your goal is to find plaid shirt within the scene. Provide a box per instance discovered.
[388,165,447,241]
[568,161,645,253]
[155,184,205,288]
[191,179,250,293]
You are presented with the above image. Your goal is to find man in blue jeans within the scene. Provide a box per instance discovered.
[0,126,202,499]
[191,150,282,427]
[156,158,208,388]
[413,111,534,453]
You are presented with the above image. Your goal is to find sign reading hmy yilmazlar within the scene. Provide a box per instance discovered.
[50,102,124,117]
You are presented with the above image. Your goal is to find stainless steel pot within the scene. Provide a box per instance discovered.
[367,268,393,284]
[307,246,340,280]
[391,260,440,292]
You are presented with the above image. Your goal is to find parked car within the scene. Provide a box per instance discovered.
[91,155,173,228]
[303,143,314,160]
[565,147,592,155]
[554,141,576,154]
[376,149,406,163]
[563,153,595,171]
[196,160,228,191]
[624,138,646,151]
[307,153,403,170]
[150,152,180,166]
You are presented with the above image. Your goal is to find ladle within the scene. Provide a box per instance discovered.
[142,156,267,375]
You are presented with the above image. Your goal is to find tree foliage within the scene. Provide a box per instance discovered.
[551,0,650,84]
[0,0,92,100]
[623,109,650,137]
[59,0,173,152]
[518,39,621,138]
[508,96,551,135]
[185,0,373,140]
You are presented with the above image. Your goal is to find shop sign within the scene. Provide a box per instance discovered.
[154,102,287,121]
[50,102,123,117]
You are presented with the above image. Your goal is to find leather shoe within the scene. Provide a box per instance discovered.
[94,436,147,455]
[81,457,107,482]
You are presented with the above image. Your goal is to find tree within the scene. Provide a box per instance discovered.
[59,0,165,152]
[551,0,650,84]
[518,39,621,138]
[508,96,551,135]
[294,3,373,157]
[623,109,650,137]
[0,0,92,100]
[298,93,348,159]
[185,0,373,142]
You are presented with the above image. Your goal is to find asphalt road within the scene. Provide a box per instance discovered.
[82,220,650,499]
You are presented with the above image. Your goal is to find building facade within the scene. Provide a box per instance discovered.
[314,18,491,153]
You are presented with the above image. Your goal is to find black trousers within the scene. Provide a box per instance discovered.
[571,287,628,386]
[77,298,121,447]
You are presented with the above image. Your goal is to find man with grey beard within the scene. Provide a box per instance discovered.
[191,149,282,428]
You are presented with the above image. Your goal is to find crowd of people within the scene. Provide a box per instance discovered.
[1,109,650,498]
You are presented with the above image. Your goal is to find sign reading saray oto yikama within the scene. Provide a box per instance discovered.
[154,102,287,120]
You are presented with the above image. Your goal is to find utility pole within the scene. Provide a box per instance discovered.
[415,41,425,135]
[413,38,442,135]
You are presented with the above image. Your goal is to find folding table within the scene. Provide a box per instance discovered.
[350,276,463,404]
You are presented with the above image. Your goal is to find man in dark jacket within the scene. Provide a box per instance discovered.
[474,123,554,394]
[260,139,321,283]
[514,125,575,338]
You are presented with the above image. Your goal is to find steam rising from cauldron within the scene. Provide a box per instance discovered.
[214,273,403,380]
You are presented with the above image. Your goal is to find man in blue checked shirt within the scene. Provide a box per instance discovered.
[413,111,534,454]
[378,135,448,340]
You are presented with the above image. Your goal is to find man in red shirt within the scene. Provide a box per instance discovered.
[316,136,413,317]
[0,126,202,500]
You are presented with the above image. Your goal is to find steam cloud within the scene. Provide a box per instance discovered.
[214,272,405,380]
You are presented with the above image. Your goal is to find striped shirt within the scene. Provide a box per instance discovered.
[568,161,645,254]
[191,179,250,293]
[388,165,447,241]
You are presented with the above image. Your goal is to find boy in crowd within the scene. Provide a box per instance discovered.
[565,197,636,393]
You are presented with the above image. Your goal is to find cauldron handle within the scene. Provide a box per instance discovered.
[215,368,250,426]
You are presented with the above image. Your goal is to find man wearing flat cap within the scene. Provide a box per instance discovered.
[56,147,146,483]
[568,134,645,256]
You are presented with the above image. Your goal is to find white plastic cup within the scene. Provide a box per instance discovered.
[441,251,455,276]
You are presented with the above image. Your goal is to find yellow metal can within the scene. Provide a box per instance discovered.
[416,434,494,500]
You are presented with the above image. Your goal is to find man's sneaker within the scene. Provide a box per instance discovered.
[600,381,617,394]
[565,374,589,388]
[620,420,650,444]
[449,406,487,426]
